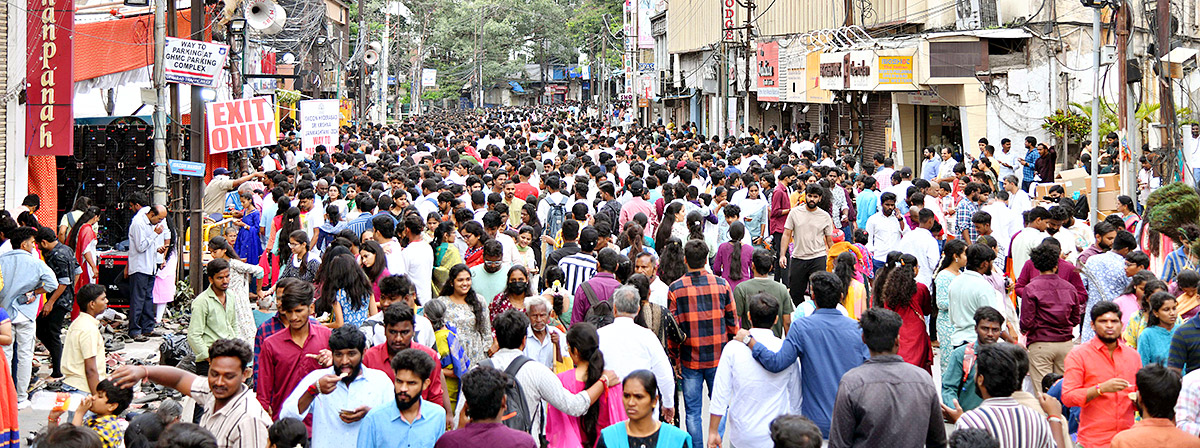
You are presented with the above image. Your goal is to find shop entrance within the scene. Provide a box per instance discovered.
[918,105,964,157]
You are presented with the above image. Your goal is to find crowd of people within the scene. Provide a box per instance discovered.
[4,103,1200,448]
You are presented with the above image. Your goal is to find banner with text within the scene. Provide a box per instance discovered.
[27,0,74,156]
[299,99,340,154]
[164,37,229,88]
[756,41,780,102]
[206,97,277,154]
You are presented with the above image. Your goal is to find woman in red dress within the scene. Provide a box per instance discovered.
[66,206,100,319]
[874,252,934,372]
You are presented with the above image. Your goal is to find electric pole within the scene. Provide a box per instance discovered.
[743,0,754,136]
[188,0,206,294]
[1157,0,1179,181]
[377,6,390,123]
[152,0,167,205]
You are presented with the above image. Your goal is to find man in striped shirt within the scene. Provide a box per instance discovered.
[952,343,1063,448]
[558,226,600,298]
[110,339,271,448]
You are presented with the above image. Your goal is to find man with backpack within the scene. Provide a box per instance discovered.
[537,176,571,247]
[483,309,618,441]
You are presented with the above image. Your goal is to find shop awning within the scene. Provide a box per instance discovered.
[74,8,209,82]
[509,81,526,93]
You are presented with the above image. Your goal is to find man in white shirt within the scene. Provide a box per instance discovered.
[399,215,435,305]
[865,192,907,272]
[597,286,676,421]
[1185,123,1200,187]
[995,138,1021,181]
[898,208,941,287]
[794,133,815,158]
[708,293,801,448]
[1003,175,1032,214]
[372,215,408,277]
[633,252,670,307]
[1009,206,1052,274]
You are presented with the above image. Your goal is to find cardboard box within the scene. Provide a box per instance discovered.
[1035,183,1062,200]
[1097,173,1119,192]
[1097,190,1120,211]
[1060,176,1091,195]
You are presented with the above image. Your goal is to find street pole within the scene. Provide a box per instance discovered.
[188,0,206,295]
[743,1,754,136]
[1089,6,1101,225]
[378,8,390,122]
[1157,0,1179,181]
[358,2,367,122]
[152,0,168,205]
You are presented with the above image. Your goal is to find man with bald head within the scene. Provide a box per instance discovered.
[128,204,167,342]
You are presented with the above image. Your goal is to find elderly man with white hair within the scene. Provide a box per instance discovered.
[597,285,677,422]
[523,295,568,369]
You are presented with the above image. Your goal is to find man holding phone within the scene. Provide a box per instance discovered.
[280,326,393,448]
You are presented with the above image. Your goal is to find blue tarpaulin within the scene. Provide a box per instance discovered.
[509,81,526,93]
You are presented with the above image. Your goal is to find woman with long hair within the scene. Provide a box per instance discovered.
[514,226,539,275]
[833,251,867,320]
[425,211,442,242]
[1117,195,1140,232]
[208,236,262,344]
[620,222,656,259]
[712,222,753,291]
[541,265,571,329]
[596,370,690,448]
[279,230,320,283]
[655,202,684,245]
[1137,291,1178,366]
[1113,270,1155,327]
[489,265,533,322]
[627,274,684,355]
[656,238,688,286]
[933,239,968,371]
[319,254,377,328]
[520,202,544,265]
[359,240,390,303]
[263,197,295,286]
[274,206,303,273]
[876,252,934,372]
[432,264,492,364]
[67,207,100,302]
[460,221,488,268]
[685,211,705,243]
[314,204,345,251]
[432,221,464,296]
[546,323,626,448]
[1123,280,1170,349]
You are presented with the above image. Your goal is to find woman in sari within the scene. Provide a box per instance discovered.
[66,207,100,318]
[546,322,625,448]
[432,221,464,297]
[596,370,690,448]
[461,221,488,268]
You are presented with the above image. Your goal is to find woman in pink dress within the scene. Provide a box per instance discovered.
[545,322,625,448]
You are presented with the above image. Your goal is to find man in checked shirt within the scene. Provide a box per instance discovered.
[668,240,738,448]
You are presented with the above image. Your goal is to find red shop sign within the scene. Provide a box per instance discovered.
[27,0,74,156]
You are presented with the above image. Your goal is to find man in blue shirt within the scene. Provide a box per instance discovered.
[734,271,868,437]
[281,326,393,448]
[357,348,446,448]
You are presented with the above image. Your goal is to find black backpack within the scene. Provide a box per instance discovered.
[480,355,539,433]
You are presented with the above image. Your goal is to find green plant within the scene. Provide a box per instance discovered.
[1042,108,1091,143]
[1178,107,1197,125]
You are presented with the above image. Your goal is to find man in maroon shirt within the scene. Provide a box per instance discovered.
[362,303,451,417]
[434,366,538,448]
[256,285,331,418]
[768,166,797,282]
[1014,237,1087,304]
[1021,241,1083,386]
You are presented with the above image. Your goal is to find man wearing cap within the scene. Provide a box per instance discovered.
[204,168,263,219]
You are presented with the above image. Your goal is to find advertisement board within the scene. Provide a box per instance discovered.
[756,41,780,102]
[299,99,340,154]
[163,37,230,88]
[206,97,277,154]
[27,0,74,156]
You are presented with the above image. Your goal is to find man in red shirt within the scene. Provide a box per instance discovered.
[1063,300,1142,448]
[256,285,331,418]
[768,167,797,283]
[362,303,451,417]
[513,165,540,202]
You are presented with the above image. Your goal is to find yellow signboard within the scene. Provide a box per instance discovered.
[879,56,914,85]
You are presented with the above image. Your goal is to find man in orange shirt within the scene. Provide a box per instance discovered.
[1063,301,1143,448]
[1110,364,1200,448]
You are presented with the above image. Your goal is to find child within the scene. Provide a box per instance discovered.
[267,417,308,448]
[423,299,465,412]
[48,379,133,448]
[1176,269,1200,320]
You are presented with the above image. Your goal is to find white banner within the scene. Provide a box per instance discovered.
[164,37,229,88]
[421,68,437,87]
[299,99,340,154]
